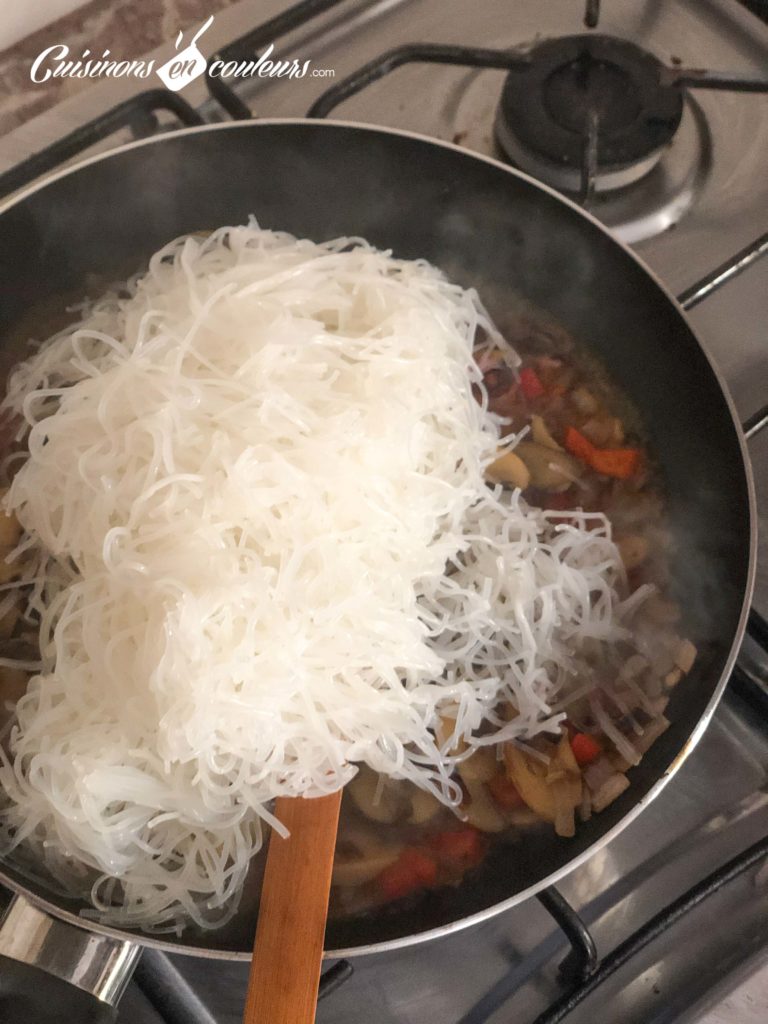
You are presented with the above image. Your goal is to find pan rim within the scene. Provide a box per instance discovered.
[0,117,757,960]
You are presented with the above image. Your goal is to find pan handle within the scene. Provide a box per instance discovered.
[0,894,140,1024]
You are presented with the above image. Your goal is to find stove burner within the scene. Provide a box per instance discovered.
[495,34,684,194]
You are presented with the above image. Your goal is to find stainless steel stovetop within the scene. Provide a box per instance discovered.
[122,697,768,1024]
[0,2,767,1022]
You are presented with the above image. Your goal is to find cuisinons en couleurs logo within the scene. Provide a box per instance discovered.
[29,15,335,89]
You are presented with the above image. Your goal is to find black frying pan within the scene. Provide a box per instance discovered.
[0,121,755,1022]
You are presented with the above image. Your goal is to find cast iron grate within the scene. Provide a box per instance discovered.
[529,834,768,1024]
[205,0,349,120]
[305,0,768,202]
[0,90,203,202]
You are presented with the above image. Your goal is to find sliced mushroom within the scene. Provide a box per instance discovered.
[485,450,531,490]
[515,442,582,492]
[556,731,580,775]
[458,747,498,784]
[552,734,582,836]
[332,843,402,888]
[461,779,507,833]
[504,742,581,822]
[348,768,406,824]
[530,415,562,451]
[436,713,468,757]
[408,787,442,825]
[504,745,555,819]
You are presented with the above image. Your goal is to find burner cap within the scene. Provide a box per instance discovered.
[496,34,683,192]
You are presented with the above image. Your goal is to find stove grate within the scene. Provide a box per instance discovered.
[678,232,768,311]
[306,43,531,118]
[307,38,768,201]
[205,0,349,120]
[0,90,203,202]
[536,889,598,985]
[529,833,768,1024]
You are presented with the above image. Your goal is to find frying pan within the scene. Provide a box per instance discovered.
[0,120,755,1022]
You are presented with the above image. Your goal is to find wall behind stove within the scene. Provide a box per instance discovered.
[0,0,242,136]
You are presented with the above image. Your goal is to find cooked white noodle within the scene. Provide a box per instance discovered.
[0,223,631,931]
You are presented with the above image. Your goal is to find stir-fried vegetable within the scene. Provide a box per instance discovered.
[333,841,402,888]
[461,778,508,833]
[504,734,582,836]
[486,450,531,489]
[519,366,545,400]
[328,346,700,914]
[570,733,602,766]
[515,442,581,491]
[487,773,523,809]
[377,848,437,900]
[564,426,641,480]
[0,306,703,922]
[428,829,483,867]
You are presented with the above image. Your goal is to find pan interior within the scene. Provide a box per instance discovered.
[0,122,751,956]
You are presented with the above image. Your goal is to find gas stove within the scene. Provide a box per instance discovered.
[0,2,767,1022]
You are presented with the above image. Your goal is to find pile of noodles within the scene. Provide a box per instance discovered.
[0,223,634,931]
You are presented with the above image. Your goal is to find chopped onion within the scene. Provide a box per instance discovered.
[590,695,641,767]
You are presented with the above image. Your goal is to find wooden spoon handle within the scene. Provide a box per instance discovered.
[243,790,342,1024]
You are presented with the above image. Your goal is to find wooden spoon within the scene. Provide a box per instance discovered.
[243,790,343,1024]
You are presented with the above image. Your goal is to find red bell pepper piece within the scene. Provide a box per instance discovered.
[428,828,483,865]
[564,426,641,480]
[378,848,437,900]
[519,366,545,400]
[488,773,524,809]
[588,447,641,480]
[570,732,602,765]
[564,426,596,463]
